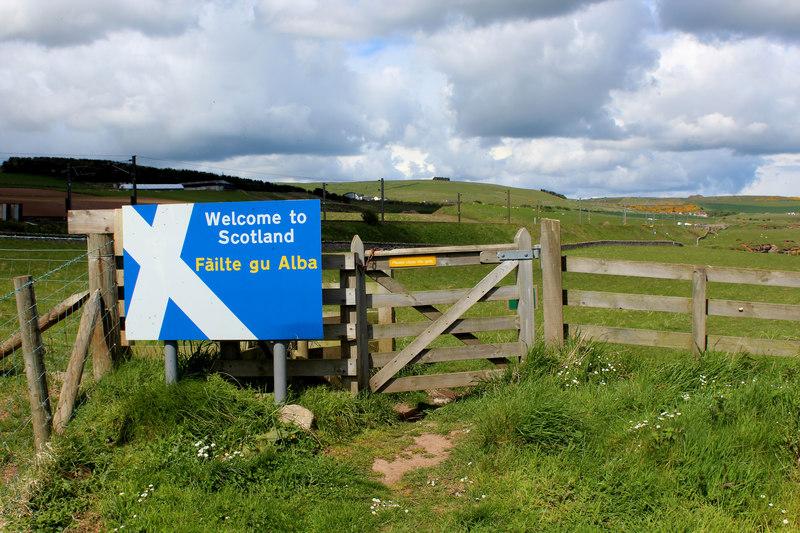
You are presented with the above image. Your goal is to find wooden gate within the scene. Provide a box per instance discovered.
[361,228,536,393]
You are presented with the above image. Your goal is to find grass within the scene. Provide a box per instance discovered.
[5,342,800,531]
[3,196,800,530]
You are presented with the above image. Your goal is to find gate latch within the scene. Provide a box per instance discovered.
[497,246,540,261]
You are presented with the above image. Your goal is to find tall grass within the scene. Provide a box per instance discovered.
[427,340,800,531]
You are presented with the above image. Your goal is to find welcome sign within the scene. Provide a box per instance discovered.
[122,199,323,341]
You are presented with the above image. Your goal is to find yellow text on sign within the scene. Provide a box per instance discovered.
[389,256,437,268]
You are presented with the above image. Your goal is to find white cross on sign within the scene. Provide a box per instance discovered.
[123,204,255,340]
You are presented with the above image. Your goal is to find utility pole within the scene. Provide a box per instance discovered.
[380,178,385,222]
[322,182,327,221]
[457,192,461,223]
[507,189,511,224]
[579,198,582,224]
[130,155,137,206]
[623,205,627,225]
[65,162,72,213]
[537,201,540,224]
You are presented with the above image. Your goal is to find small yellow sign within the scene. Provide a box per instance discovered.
[389,256,437,268]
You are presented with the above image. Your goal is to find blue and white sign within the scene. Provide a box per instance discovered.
[122,200,323,341]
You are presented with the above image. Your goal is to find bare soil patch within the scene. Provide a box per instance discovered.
[372,430,459,486]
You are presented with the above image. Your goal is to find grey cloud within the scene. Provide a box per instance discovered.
[256,0,607,40]
[0,0,202,46]
[656,0,800,41]
[550,149,762,198]
[424,0,657,140]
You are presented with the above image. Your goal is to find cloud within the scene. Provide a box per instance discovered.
[0,0,203,46]
[0,4,423,161]
[740,154,800,196]
[0,0,798,198]
[607,33,800,155]
[656,0,800,42]
[421,0,657,139]
[255,0,607,40]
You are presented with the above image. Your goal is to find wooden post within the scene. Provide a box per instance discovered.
[14,276,52,450]
[53,290,101,435]
[87,233,121,379]
[295,340,309,359]
[352,236,369,392]
[341,236,369,394]
[515,228,535,358]
[541,219,564,348]
[692,267,707,358]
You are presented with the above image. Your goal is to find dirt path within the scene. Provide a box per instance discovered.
[371,430,460,486]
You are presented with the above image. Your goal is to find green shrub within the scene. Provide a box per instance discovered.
[361,208,380,225]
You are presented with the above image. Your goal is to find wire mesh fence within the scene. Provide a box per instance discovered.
[0,240,110,502]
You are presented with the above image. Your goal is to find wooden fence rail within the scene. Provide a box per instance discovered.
[541,218,800,358]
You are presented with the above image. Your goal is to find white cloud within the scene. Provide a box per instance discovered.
[740,154,800,196]
[607,33,800,155]
[1,0,799,198]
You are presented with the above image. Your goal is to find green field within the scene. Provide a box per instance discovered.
[4,172,800,530]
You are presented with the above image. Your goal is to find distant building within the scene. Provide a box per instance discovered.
[118,183,184,191]
[181,180,235,191]
[344,192,364,200]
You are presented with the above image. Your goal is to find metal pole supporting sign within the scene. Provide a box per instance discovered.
[165,340,178,386]
[273,341,287,405]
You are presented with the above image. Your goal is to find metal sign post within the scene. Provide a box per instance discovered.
[165,340,178,386]
[273,341,287,404]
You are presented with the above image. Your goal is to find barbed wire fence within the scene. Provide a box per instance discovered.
[0,241,113,504]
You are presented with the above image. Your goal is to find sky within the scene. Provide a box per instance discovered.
[1,0,799,198]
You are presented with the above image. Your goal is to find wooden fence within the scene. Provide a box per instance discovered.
[68,209,800,396]
[540,218,800,357]
[69,209,536,394]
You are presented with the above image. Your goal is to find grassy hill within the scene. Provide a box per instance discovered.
[296,179,571,207]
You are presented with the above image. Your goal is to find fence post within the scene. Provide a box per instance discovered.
[515,227,535,358]
[341,236,369,394]
[692,267,707,358]
[352,236,369,392]
[53,289,101,435]
[13,276,53,450]
[541,219,564,348]
[87,233,121,379]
